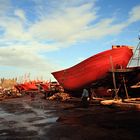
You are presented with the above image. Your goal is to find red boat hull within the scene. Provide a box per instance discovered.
[52,46,133,91]
[14,82,38,92]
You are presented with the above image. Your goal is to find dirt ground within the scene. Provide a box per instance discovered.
[0,95,140,140]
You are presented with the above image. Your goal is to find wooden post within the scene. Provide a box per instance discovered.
[123,76,129,99]
[110,56,118,99]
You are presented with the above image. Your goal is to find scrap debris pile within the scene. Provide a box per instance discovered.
[0,78,22,100]
[0,78,72,102]
[47,92,71,101]
[0,87,22,100]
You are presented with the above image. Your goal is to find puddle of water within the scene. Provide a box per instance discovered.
[0,99,60,138]
[0,109,12,118]
[0,132,7,136]
[46,117,58,123]
[33,116,58,124]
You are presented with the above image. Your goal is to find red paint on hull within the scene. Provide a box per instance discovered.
[52,46,133,91]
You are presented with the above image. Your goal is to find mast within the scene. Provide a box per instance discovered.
[127,33,140,67]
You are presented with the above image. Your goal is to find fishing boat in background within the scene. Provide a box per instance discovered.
[14,81,39,93]
[52,45,133,91]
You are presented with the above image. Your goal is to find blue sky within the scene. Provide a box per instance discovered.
[0,0,140,81]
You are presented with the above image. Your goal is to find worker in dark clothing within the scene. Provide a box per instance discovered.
[118,83,126,101]
[81,88,90,108]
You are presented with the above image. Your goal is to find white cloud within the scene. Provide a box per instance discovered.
[0,17,31,41]
[29,3,140,44]
[0,44,60,79]
[0,40,60,69]
[0,1,140,79]
[0,0,11,16]
[128,5,140,23]
[29,3,97,43]
[14,9,26,21]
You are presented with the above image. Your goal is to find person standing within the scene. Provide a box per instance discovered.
[81,88,90,108]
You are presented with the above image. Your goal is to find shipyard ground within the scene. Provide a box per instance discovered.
[0,95,140,140]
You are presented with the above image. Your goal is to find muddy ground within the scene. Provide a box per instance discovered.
[0,95,140,140]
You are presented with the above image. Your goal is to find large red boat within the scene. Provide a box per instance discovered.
[52,46,133,91]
